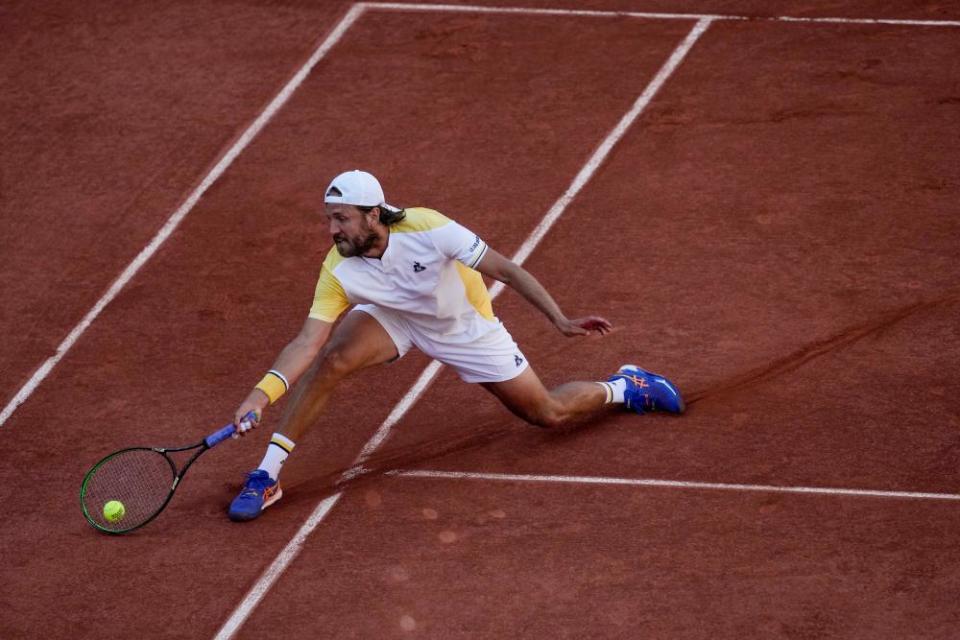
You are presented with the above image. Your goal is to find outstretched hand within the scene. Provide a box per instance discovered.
[232,389,268,438]
[555,315,613,337]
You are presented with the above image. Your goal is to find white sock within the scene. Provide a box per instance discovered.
[597,378,627,404]
[258,433,296,480]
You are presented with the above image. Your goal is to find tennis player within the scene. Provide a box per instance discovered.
[227,170,684,521]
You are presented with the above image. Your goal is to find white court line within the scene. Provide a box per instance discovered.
[0,6,366,429]
[366,1,732,21]
[367,1,960,27]
[772,15,960,27]
[389,469,960,502]
[349,14,715,467]
[212,15,714,640]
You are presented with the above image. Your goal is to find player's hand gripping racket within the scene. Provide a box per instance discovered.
[79,412,256,534]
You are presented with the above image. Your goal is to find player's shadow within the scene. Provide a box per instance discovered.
[684,293,956,406]
[254,292,959,506]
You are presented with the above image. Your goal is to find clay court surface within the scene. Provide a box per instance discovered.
[2,1,959,637]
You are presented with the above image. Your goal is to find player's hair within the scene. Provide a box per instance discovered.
[358,204,406,226]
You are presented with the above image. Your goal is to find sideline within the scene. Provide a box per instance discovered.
[0,6,367,428]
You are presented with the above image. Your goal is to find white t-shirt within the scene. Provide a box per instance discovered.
[309,207,498,343]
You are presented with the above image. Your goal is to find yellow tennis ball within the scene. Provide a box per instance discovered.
[103,500,126,523]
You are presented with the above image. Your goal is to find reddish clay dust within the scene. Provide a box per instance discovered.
[0,1,350,404]
[2,2,960,639]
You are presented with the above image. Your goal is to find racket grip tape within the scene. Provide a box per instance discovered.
[204,412,258,448]
[205,425,236,448]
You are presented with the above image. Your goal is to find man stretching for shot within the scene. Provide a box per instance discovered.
[228,170,684,521]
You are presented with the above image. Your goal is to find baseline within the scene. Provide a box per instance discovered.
[389,469,960,502]
[366,1,960,27]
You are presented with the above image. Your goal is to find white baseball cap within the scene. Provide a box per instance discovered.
[324,170,390,208]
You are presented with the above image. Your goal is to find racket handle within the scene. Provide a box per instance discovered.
[205,411,258,448]
[204,424,236,448]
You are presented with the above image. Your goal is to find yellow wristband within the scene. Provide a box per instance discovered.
[255,370,289,405]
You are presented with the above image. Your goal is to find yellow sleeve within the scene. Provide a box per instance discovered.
[309,252,349,322]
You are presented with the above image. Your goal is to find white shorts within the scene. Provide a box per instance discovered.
[353,304,529,383]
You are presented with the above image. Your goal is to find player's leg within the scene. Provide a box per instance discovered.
[427,322,683,429]
[276,309,400,442]
[480,366,608,429]
[229,308,403,521]
[483,361,685,429]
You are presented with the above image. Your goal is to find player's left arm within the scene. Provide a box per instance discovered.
[475,248,611,337]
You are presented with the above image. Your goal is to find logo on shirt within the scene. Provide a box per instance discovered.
[413,261,427,273]
[514,355,524,367]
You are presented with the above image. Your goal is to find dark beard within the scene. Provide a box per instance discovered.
[334,229,378,257]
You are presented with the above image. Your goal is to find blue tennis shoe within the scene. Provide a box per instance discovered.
[228,469,282,521]
[608,365,685,415]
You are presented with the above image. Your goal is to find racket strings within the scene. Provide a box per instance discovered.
[81,449,174,532]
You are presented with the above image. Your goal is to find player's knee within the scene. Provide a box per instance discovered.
[317,346,357,380]
[527,405,566,429]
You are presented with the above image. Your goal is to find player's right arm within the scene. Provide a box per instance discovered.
[232,317,333,430]
[232,250,350,433]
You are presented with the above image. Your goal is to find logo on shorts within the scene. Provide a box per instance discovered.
[514,355,524,367]
[413,261,426,273]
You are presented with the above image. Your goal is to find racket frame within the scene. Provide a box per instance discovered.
[80,419,247,534]
[80,440,213,535]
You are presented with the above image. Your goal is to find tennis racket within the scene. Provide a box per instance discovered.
[80,412,256,534]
